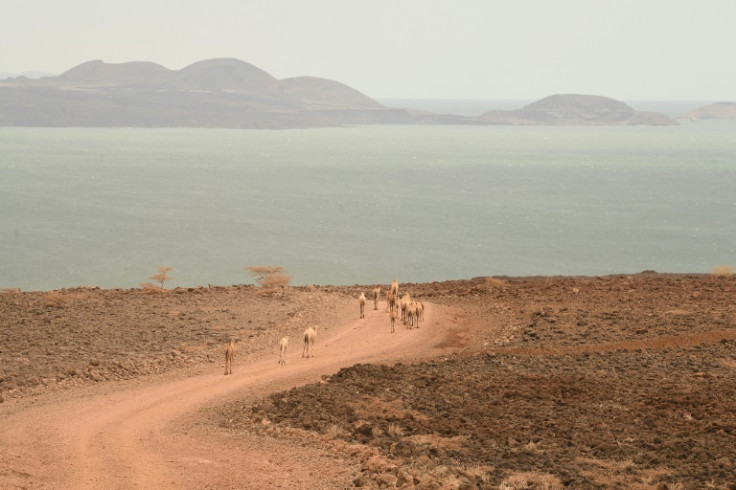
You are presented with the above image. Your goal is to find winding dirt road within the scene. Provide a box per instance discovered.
[0,301,458,489]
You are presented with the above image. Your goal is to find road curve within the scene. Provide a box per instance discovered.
[0,301,456,489]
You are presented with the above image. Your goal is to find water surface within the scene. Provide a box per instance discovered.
[1,122,734,290]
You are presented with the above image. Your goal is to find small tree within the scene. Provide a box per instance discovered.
[245,266,292,289]
[140,266,174,293]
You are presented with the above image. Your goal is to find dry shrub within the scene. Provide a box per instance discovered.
[499,471,564,489]
[711,265,733,277]
[256,288,286,298]
[139,265,174,293]
[408,433,469,451]
[139,282,168,294]
[150,266,174,288]
[522,441,543,453]
[387,423,404,438]
[245,266,292,289]
[576,457,682,489]
[463,466,495,485]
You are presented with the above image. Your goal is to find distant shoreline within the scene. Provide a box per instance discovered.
[378,98,715,118]
[2,271,725,294]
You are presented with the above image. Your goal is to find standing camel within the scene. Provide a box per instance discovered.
[406,301,417,328]
[278,336,289,365]
[372,287,381,310]
[387,289,398,315]
[400,293,412,324]
[224,339,235,375]
[390,279,399,297]
[302,326,319,358]
[416,300,425,324]
[359,293,366,319]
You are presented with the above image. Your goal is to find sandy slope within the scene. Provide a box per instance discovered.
[0,301,451,489]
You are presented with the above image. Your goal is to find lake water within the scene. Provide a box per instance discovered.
[1,121,735,291]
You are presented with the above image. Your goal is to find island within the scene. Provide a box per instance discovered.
[0,58,678,128]
[682,102,736,121]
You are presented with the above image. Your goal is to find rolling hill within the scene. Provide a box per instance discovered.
[0,59,678,128]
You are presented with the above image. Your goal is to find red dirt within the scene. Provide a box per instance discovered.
[1,274,735,488]
[0,285,454,489]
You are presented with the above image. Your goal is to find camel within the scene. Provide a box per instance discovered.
[359,292,366,319]
[224,339,235,375]
[415,300,425,324]
[390,308,397,333]
[387,289,398,314]
[278,336,288,365]
[302,326,319,358]
[372,287,381,310]
[400,293,412,324]
[406,301,417,328]
[390,279,399,297]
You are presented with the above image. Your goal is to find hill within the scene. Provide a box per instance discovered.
[682,101,736,120]
[0,60,677,127]
[0,58,413,128]
[478,94,679,126]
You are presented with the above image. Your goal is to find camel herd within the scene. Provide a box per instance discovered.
[383,279,424,330]
[223,279,423,375]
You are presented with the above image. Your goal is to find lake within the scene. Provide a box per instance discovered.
[1,121,734,291]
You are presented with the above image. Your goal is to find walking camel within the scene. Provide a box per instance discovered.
[278,336,289,365]
[372,287,381,310]
[224,339,236,375]
[359,292,366,319]
[302,326,319,358]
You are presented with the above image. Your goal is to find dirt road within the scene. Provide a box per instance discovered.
[0,301,454,489]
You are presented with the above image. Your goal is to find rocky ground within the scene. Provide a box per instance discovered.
[2,273,735,488]
[0,284,348,399]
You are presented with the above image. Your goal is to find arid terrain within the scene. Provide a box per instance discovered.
[1,273,735,488]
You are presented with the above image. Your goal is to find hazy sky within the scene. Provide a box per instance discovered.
[2,0,734,101]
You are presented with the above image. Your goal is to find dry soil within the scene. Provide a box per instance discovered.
[1,274,735,489]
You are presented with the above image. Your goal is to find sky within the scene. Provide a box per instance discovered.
[1,0,734,101]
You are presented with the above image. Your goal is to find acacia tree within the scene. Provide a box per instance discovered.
[140,266,174,292]
[245,266,292,289]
